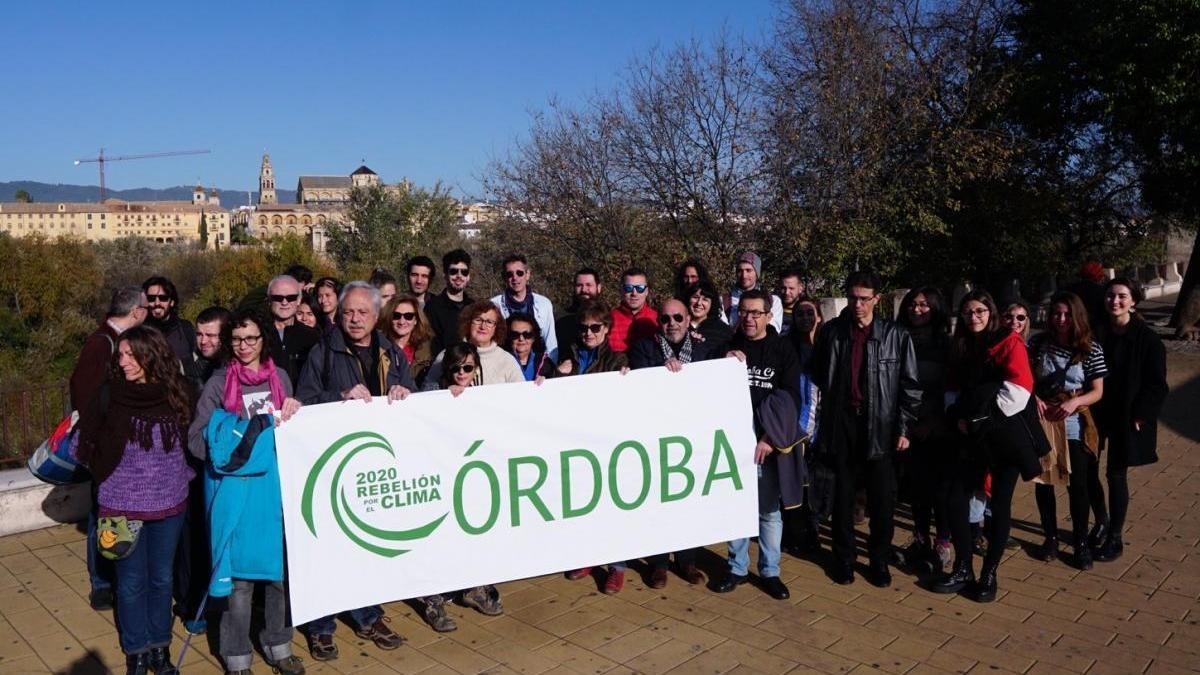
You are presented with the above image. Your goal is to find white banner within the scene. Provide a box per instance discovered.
[276,358,759,625]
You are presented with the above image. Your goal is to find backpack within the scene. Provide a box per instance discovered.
[28,334,114,485]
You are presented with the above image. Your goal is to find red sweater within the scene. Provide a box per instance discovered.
[609,305,658,353]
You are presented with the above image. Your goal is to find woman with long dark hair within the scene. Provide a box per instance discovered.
[782,295,826,555]
[933,290,1043,602]
[674,258,715,300]
[683,280,733,354]
[188,310,304,675]
[895,286,954,574]
[314,277,341,326]
[1092,279,1167,561]
[76,326,195,675]
[382,294,434,385]
[1029,291,1107,570]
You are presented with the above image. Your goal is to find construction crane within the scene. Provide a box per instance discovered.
[74,148,211,202]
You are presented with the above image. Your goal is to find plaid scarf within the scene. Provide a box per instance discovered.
[657,333,693,364]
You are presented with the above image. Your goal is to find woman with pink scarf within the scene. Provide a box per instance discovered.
[187,309,304,675]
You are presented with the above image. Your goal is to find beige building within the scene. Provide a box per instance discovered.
[0,185,230,248]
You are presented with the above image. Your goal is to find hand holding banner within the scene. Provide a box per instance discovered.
[275,358,758,624]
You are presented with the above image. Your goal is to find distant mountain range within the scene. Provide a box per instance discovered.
[1,181,297,206]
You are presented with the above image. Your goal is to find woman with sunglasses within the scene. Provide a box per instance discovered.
[1000,300,1032,340]
[1091,279,1167,561]
[314,277,341,326]
[417,342,505,631]
[424,301,524,386]
[383,294,434,386]
[555,299,631,591]
[895,287,955,575]
[504,312,555,381]
[1029,291,1107,570]
[934,291,1043,602]
[75,326,196,675]
[188,309,305,675]
[683,280,733,354]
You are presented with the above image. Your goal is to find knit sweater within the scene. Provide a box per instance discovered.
[97,424,194,520]
[424,342,526,388]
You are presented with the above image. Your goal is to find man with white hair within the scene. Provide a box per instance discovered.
[295,280,416,659]
[265,273,320,384]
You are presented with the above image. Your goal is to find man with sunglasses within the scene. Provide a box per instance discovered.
[265,274,321,385]
[490,253,559,360]
[609,267,658,352]
[142,275,200,386]
[627,298,712,588]
[426,249,474,355]
[810,270,921,588]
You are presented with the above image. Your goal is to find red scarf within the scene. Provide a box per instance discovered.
[223,358,286,416]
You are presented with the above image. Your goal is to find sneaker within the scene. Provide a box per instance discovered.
[270,655,306,675]
[424,597,458,633]
[461,585,504,616]
[355,617,404,650]
[565,567,592,580]
[305,633,338,661]
[935,539,953,571]
[89,587,114,611]
[604,570,625,595]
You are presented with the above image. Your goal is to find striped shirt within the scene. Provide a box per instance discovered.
[1030,336,1107,440]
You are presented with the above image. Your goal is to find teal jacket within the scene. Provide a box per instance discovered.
[204,410,284,597]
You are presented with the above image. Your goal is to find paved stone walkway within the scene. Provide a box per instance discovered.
[1,354,1197,675]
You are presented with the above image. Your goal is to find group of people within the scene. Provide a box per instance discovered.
[66,251,1169,675]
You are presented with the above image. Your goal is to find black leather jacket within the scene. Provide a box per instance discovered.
[810,314,922,460]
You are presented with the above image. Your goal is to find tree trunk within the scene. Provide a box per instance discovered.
[1170,227,1200,334]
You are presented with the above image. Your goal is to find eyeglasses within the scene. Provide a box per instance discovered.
[510,330,535,340]
[962,308,989,317]
[504,269,526,279]
[471,316,498,327]
[1003,313,1028,322]
[146,293,171,302]
[658,313,686,325]
[448,267,470,277]
[740,309,768,319]
[847,295,876,305]
[269,294,299,304]
[392,312,417,321]
[450,363,476,375]
[622,284,648,294]
[230,335,263,347]
[579,323,605,334]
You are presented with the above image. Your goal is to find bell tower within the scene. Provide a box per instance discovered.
[258,152,278,205]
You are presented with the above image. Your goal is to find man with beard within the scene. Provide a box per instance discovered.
[426,249,474,355]
[555,268,602,352]
[142,276,198,383]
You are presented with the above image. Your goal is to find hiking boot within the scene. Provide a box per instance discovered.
[424,597,458,632]
[604,569,625,595]
[125,653,150,675]
[974,563,998,603]
[147,647,177,674]
[90,587,114,611]
[648,567,669,589]
[461,585,504,616]
[305,633,338,661]
[355,616,404,650]
[1094,535,1124,562]
[270,655,306,675]
[1074,542,1094,571]
[679,564,706,585]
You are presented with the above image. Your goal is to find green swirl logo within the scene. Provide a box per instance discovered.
[301,431,448,557]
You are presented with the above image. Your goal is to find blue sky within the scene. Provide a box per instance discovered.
[0,2,775,199]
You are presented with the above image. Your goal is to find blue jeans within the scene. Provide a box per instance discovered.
[87,495,114,594]
[304,605,383,636]
[114,512,185,654]
[728,458,782,578]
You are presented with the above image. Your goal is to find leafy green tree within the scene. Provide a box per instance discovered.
[325,183,462,279]
[13,190,32,203]
[198,212,209,249]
